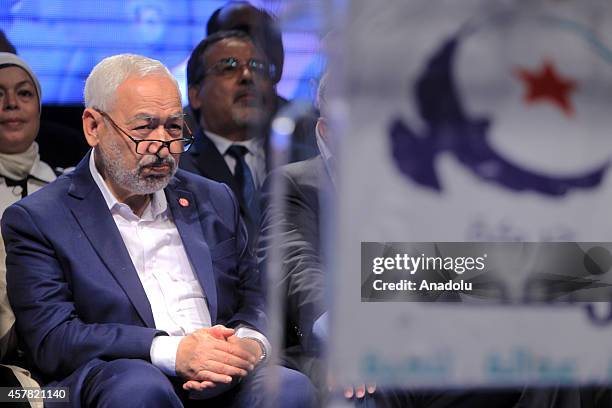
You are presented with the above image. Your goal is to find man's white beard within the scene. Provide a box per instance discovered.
[97,140,177,195]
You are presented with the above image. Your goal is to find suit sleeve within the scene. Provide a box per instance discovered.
[219,184,267,334]
[2,204,161,379]
[257,170,325,349]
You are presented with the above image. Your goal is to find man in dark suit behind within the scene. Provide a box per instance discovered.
[194,1,319,164]
[257,70,334,398]
[2,53,314,408]
[180,30,276,246]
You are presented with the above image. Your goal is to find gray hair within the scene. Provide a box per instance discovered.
[84,54,179,111]
[316,71,329,118]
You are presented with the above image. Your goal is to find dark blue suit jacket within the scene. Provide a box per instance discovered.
[1,152,265,396]
[179,129,264,244]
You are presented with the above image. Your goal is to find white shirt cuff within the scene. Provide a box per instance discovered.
[235,327,271,361]
[150,335,184,376]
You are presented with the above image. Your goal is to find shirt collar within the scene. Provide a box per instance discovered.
[89,149,168,219]
[205,130,265,159]
[315,122,336,186]
[29,159,56,183]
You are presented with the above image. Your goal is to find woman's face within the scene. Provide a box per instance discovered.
[0,66,39,154]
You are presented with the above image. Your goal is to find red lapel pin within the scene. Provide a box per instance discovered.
[178,197,189,207]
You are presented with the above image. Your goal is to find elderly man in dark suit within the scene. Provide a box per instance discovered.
[2,53,314,408]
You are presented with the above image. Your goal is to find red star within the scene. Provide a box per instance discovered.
[514,60,578,117]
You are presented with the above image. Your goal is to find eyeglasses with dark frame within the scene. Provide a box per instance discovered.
[202,57,276,81]
[96,109,194,155]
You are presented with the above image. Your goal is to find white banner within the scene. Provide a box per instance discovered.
[332,0,612,387]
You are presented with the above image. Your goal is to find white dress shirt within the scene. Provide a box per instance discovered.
[89,151,269,376]
[205,131,266,188]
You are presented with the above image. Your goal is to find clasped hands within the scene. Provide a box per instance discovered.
[176,325,263,391]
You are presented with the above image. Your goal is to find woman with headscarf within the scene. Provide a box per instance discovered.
[0,52,55,406]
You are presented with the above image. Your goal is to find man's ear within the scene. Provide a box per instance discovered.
[82,108,102,148]
[316,117,328,141]
[188,85,202,111]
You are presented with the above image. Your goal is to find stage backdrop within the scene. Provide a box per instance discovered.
[331,0,612,388]
[0,0,323,104]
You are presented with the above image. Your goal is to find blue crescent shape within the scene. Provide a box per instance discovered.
[390,35,609,196]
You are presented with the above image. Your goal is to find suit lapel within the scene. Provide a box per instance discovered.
[165,180,218,323]
[66,152,156,327]
[193,133,242,199]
